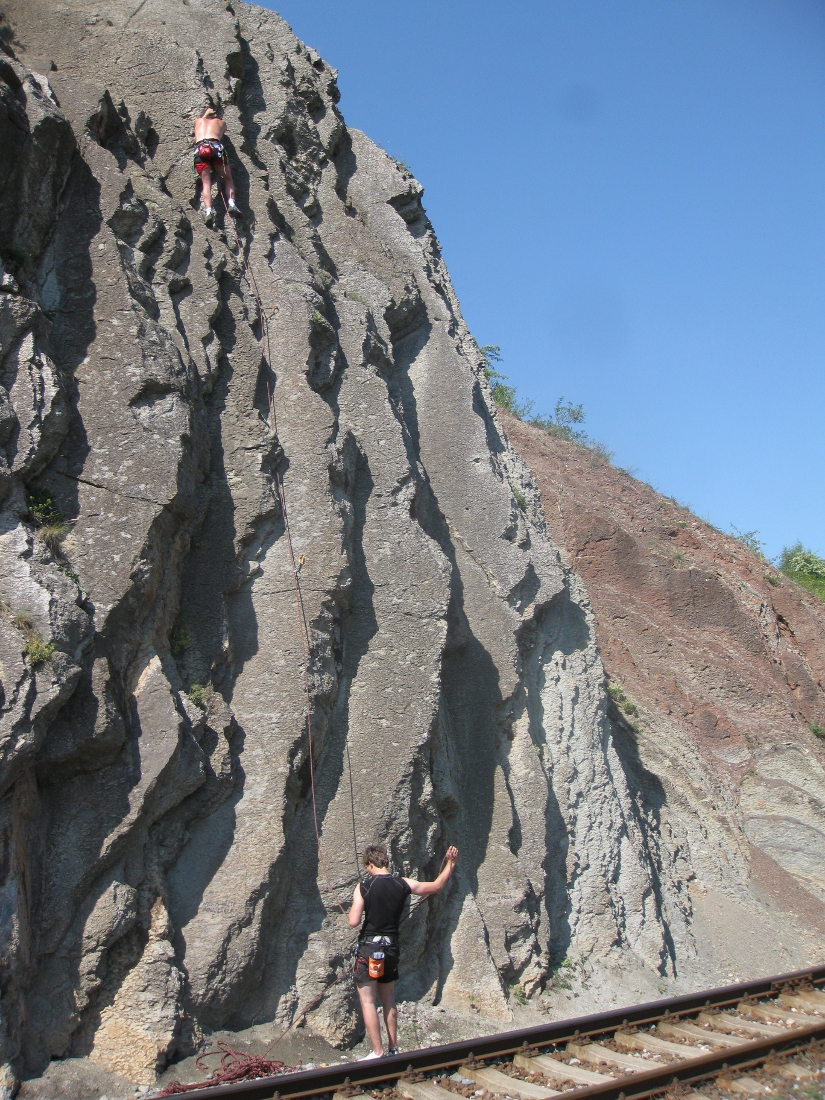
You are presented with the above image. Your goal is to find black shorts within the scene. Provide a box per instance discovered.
[354,941,400,985]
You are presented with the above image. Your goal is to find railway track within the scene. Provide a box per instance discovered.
[161,966,825,1100]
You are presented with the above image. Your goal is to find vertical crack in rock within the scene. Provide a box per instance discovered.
[0,1,699,1088]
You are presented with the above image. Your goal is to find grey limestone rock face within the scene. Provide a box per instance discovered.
[0,0,693,1088]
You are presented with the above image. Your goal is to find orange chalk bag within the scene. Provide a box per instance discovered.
[367,951,385,979]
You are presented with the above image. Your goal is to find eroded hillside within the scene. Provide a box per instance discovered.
[503,409,825,955]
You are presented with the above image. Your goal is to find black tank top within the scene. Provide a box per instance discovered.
[359,874,411,937]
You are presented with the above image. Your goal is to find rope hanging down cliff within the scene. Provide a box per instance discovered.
[157,202,448,1096]
[219,191,349,917]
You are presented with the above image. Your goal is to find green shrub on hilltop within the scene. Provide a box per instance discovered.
[779,543,825,603]
[478,344,613,460]
[480,345,535,419]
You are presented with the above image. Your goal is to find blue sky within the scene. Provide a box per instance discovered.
[263,0,825,561]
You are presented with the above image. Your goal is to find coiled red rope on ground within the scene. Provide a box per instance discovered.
[152,965,357,1095]
[154,1044,291,1095]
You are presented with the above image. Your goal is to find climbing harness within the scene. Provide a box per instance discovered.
[193,138,225,174]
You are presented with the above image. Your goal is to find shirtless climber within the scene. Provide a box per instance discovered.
[348,844,459,1060]
[193,105,239,225]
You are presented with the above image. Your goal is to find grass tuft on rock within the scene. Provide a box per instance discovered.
[27,485,72,553]
[11,614,55,665]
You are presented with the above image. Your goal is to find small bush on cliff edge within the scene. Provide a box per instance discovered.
[478,344,613,460]
[480,345,534,419]
[779,543,825,603]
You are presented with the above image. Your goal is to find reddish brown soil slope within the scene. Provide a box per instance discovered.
[503,411,825,933]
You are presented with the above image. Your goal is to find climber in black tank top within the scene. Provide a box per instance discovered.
[348,843,458,1060]
[359,873,410,938]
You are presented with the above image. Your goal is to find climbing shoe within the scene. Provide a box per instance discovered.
[202,207,214,226]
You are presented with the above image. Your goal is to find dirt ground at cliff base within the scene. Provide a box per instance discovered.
[21,879,825,1100]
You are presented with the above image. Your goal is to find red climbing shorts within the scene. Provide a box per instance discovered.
[194,140,225,174]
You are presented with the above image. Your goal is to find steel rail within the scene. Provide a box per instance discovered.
[537,1021,825,1100]
[166,964,825,1100]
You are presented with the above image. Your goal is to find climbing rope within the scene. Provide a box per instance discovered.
[275,469,350,917]
[218,192,454,927]
[220,189,347,916]
[154,1045,291,1095]
[153,964,358,1095]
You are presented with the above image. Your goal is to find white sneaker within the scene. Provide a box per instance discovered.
[202,207,214,226]
[360,1049,384,1061]
[227,199,240,215]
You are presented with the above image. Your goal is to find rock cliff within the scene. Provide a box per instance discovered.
[0,1,819,1095]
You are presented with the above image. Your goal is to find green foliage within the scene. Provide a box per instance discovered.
[479,344,503,371]
[510,985,528,1005]
[607,682,638,717]
[513,489,526,511]
[12,614,54,664]
[778,543,825,603]
[530,397,586,444]
[318,270,333,289]
[808,722,825,740]
[40,520,71,553]
[28,485,60,526]
[188,683,207,708]
[731,526,764,558]
[24,636,55,665]
[547,956,575,991]
[763,570,781,587]
[310,310,325,326]
[344,290,365,304]
[533,397,612,459]
[587,441,615,463]
[171,624,190,656]
[480,346,535,417]
[477,343,614,460]
[28,485,71,553]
